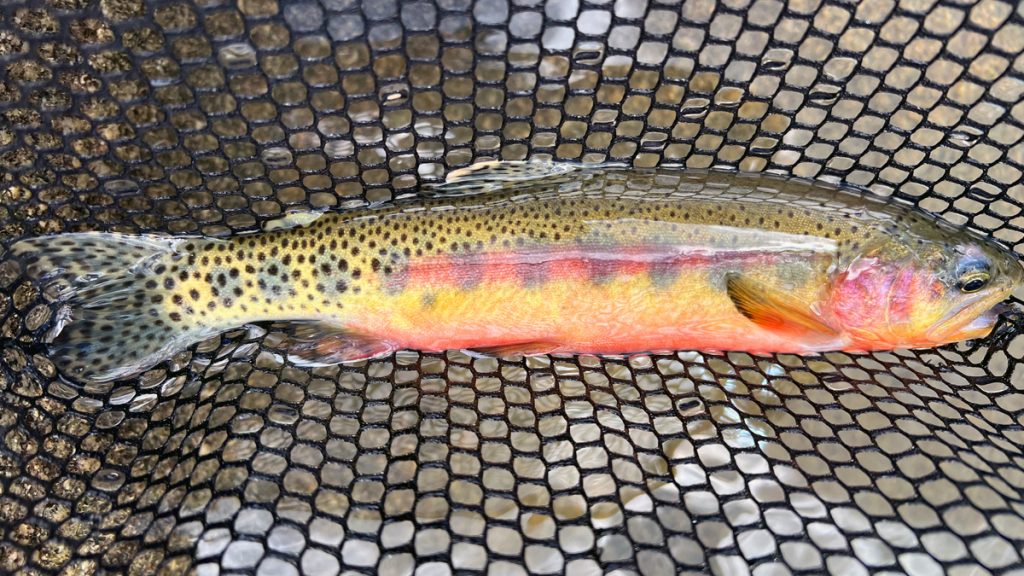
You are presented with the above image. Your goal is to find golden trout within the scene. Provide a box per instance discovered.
[11,162,1023,383]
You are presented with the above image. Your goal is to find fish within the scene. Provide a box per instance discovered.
[9,162,1024,383]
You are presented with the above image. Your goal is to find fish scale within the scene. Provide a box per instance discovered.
[11,163,1022,383]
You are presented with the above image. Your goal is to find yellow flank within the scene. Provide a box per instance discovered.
[358,265,832,354]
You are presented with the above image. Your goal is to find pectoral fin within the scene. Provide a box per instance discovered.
[725,273,839,340]
[281,322,395,366]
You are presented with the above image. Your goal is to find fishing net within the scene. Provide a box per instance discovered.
[1,0,1023,574]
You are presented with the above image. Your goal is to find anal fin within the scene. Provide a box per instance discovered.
[281,322,395,366]
[465,341,558,358]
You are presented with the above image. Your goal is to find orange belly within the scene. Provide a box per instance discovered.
[346,249,834,355]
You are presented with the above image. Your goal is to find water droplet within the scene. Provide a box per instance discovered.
[137,369,165,390]
[680,98,710,119]
[92,469,125,491]
[417,163,446,180]
[823,57,858,82]
[760,48,793,72]
[72,396,103,413]
[129,393,158,413]
[81,380,112,397]
[380,83,410,107]
[48,381,78,400]
[572,42,604,64]
[95,410,125,429]
[103,179,139,195]
[676,397,705,416]
[949,126,983,148]
[967,184,999,202]
[260,147,293,167]
[232,342,260,359]
[593,109,618,124]
[415,119,443,138]
[160,375,187,396]
[808,84,841,105]
[288,131,321,150]
[641,133,667,150]
[714,87,745,108]
[108,387,135,405]
[217,43,257,70]
[749,137,779,155]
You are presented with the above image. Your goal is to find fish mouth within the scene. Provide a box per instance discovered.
[928,290,1013,343]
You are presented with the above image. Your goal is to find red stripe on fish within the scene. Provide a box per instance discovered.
[386,245,807,292]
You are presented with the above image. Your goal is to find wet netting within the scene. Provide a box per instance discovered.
[1,0,1024,574]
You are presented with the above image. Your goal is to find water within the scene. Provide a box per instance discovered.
[760,48,794,71]
[714,87,745,108]
[966,184,1000,202]
[680,98,710,119]
[824,56,858,82]
[949,126,984,148]
[641,133,667,150]
[676,397,705,416]
[379,83,410,107]
[103,179,139,195]
[217,43,258,70]
[749,137,779,156]
[324,140,355,159]
[260,147,294,167]
[572,42,604,65]
[808,84,842,105]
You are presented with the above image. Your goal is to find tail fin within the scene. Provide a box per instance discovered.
[11,233,215,383]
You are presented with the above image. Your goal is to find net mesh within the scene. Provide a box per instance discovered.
[1,0,1024,574]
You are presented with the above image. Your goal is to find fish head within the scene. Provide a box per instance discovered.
[829,234,1022,350]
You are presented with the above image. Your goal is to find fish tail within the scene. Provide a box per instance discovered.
[11,232,217,383]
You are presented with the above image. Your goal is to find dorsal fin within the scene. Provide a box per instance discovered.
[263,210,326,232]
[423,160,593,197]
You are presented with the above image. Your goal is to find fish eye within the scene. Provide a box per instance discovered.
[955,256,991,293]
[958,272,990,293]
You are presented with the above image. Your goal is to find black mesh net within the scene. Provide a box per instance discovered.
[2,0,1024,574]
